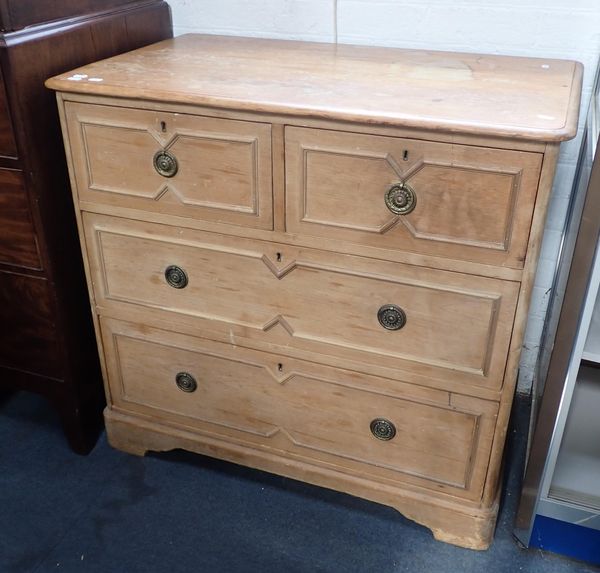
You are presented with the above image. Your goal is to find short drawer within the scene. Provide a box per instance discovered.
[84,213,519,392]
[285,126,542,268]
[0,70,17,158]
[100,317,498,499]
[0,168,41,269]
[0,271,61,378]
[65,102,273,229]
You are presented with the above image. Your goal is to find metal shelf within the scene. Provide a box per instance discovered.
[548,366,600,511]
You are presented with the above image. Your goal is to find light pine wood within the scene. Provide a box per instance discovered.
[58,91,551,153]
[105,407,500,549]
[78,197,524,282]
[92,301,506,403]
[83,212,519,393]
[481,143,560,507]
[101,317,498,499]
[65,101,273,229]
[55,97,556,282]
[48,34,582,550]
[286,126,542,268]
[46,34,582,142]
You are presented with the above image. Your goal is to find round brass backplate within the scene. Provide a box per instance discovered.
[377,304,407,331]
[165,265,188,289]
[153,150,179,178]
[370,418,396,441]
[175,372,197,393]
[384,182,416,215]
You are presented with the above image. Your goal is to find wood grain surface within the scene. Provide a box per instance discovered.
[101,316,498,500]
[0,0,143,31]
[46,34,583,141]
[65,101,273,229]
[83,212,519,392]
[0,271,61,377]
[0,69,16,157]
[285,126,542,268]
[49,32,577,545]
[0,168,40,268]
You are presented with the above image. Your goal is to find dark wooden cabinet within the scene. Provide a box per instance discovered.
[0,1,172,453]
[0,0,148,31]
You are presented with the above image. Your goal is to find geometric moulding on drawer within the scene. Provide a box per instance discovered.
[302,148,520,250]
[285,126,542,268]
[69,102,273,230]
[404,163,519,250]
[83,126,259,213]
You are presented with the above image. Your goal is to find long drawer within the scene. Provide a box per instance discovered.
[84,212,519,392]
[285,126,542,268]
[64,102,273,230]
[100,317,498,500]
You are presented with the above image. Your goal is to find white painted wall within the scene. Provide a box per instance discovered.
[170,0,600,393]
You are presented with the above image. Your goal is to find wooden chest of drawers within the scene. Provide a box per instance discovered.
[47,35,582,547]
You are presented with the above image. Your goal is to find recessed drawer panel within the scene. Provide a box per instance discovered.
[101,317,498,499]
[0,168,41,269]
[0,70,17,158]
[65,102,273,229]
[285,126,542,268]
[85,213,519,392]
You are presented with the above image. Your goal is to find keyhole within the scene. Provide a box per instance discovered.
[160,121,167,132]
[278,363,283,372]
[403,150,409,161]
[276,252,282,262]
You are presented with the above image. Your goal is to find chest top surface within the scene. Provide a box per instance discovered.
[46,34,582,142]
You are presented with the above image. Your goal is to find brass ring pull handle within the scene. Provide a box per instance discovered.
[165,265,188,289]
[377,304,407,331]
[175,372,197,393]
[154,150,178,178]
[385,182,416,215]
[370,418,396,441]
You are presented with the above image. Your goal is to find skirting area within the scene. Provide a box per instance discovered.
[0,391,594,573]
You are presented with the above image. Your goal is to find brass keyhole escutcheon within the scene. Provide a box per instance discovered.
[377,304,407,331]
[154,150,178,178]
[385,182,416,215]
[175,372,197,393]
[165,265,188,289]
[370,418,396,441]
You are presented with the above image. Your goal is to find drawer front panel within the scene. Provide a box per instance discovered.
[0,168,41,268]
[101,317,498,499]
[0,71,17,158]
[85,213,519,390]
[285,127,542,268]
[0,271,61,378]
[65,102,273,229]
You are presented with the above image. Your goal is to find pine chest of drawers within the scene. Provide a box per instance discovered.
[46,35,582,548]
